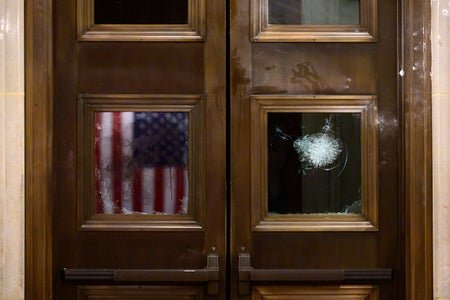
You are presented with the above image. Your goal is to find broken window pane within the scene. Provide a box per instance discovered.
[268,0,360,25]
[267,112,361,214]
[94,111,189,215]
[94,0,189,25]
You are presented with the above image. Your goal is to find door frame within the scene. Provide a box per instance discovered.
[25,0,433,298]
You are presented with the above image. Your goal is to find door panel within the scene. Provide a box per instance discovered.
[78,44,204,93]
[252,285,379,300]
[251,44,377,94]
[53,0,225,298]
[231,0,402,299]
[77,285,203,300]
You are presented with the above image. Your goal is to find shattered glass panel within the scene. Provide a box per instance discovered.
[268,0,360,25]
[268,113,361,214]
[94,0,188,25]
[94,112,189,215]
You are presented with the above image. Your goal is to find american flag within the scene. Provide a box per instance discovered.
[94,111,189,215]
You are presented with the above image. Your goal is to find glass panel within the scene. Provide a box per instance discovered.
[268,112,361,214]
[94,112,189,215]
[94,0,189,25]
[268,0,360,25]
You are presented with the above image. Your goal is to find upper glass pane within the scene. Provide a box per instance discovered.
[268,112,361,214]
[94,0,189,25]
[268,0,360,25]
[94,111,189,215]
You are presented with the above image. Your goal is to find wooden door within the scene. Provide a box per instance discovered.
[47,0,424,299]
[53,0,226,299]
[230,0,404,299]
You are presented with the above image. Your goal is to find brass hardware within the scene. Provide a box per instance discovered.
[238,253,391,295]
[63,253,220,296]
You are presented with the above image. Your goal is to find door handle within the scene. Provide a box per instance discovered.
[63,253,220,295]
[238,253,392,295]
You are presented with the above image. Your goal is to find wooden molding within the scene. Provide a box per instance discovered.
[251,0,377,42]
[77,0,206,41]
[250,95,378,231]
[77,94,206,231]
[25,0,53,298]
[402,0,433,298]
[78,286,203,299]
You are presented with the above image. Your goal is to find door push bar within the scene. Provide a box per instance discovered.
[63,253,220,295]
[238,253,392,295]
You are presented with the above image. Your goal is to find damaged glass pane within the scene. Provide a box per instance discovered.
[94,112,189,215]
[268,112,361,214]
[94,0,189,25]
[268,0,360,25]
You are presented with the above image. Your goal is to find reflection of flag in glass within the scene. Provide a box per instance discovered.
[94,112,189,215]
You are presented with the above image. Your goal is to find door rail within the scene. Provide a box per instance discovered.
[238,253,392,295]
[63,253,219,295]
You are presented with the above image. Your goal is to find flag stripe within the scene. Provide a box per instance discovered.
[121,112,134,213]
[154,167,164,212]
[94,113,103,214]
[175,168,185,213]
[165,168,176,214]
[100,112,114,214]
[112,112,122,213]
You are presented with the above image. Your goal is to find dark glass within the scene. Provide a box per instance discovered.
[268,113,361,214]
[94,0,189,25]
[268,0,360,25]
[94,111,189,215]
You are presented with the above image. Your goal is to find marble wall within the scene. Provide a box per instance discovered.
[0,0,25,299]
[432,0,450,299]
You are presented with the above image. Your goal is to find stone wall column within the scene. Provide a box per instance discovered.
[432,0,450,298]
[0,0,25,298]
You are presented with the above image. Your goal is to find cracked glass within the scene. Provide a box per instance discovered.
[267,112,361,214]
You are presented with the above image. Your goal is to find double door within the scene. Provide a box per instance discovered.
[53,0,402,298]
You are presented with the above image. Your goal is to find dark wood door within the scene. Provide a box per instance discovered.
[53,0,403,299]
[53,0,226,299]
[230,0,403,299]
